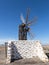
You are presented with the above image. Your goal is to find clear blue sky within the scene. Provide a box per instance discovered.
[0,0,49,44]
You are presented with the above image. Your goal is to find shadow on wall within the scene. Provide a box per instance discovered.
[46,53,49,59]
[11,42,23,62]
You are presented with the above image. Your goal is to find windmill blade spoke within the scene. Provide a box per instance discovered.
[26,8,30,24]
[28,30,34,39]
[27,16,37,26]
[20,14,25,24]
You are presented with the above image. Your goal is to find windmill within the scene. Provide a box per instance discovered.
[19,9,37,40]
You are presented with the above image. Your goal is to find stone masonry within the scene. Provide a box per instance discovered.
[6,40,48,63]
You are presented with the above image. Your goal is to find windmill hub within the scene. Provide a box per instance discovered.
[24,27,30,32]
[21,23,26,27]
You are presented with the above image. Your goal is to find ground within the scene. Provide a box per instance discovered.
[0,45,49,65]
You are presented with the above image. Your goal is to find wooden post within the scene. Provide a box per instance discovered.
[5,42,8,58]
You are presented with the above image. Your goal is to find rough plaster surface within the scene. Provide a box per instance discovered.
[6,40,48,63]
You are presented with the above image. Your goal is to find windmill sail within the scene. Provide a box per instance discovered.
[27,17,37,26]
[20,14,25,24]
[26,8,30,24]
[28,30,34,39]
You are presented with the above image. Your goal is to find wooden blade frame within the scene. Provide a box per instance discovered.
[27,17,37,26]
[26,8,30,24]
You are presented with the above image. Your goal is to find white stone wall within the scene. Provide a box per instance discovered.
[6,40,48,63]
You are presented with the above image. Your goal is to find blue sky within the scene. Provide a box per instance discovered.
[0,0,49,44]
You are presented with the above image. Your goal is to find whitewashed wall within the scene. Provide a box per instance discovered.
[6,40,48,63]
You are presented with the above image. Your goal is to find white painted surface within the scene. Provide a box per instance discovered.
[6,40,48,63]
